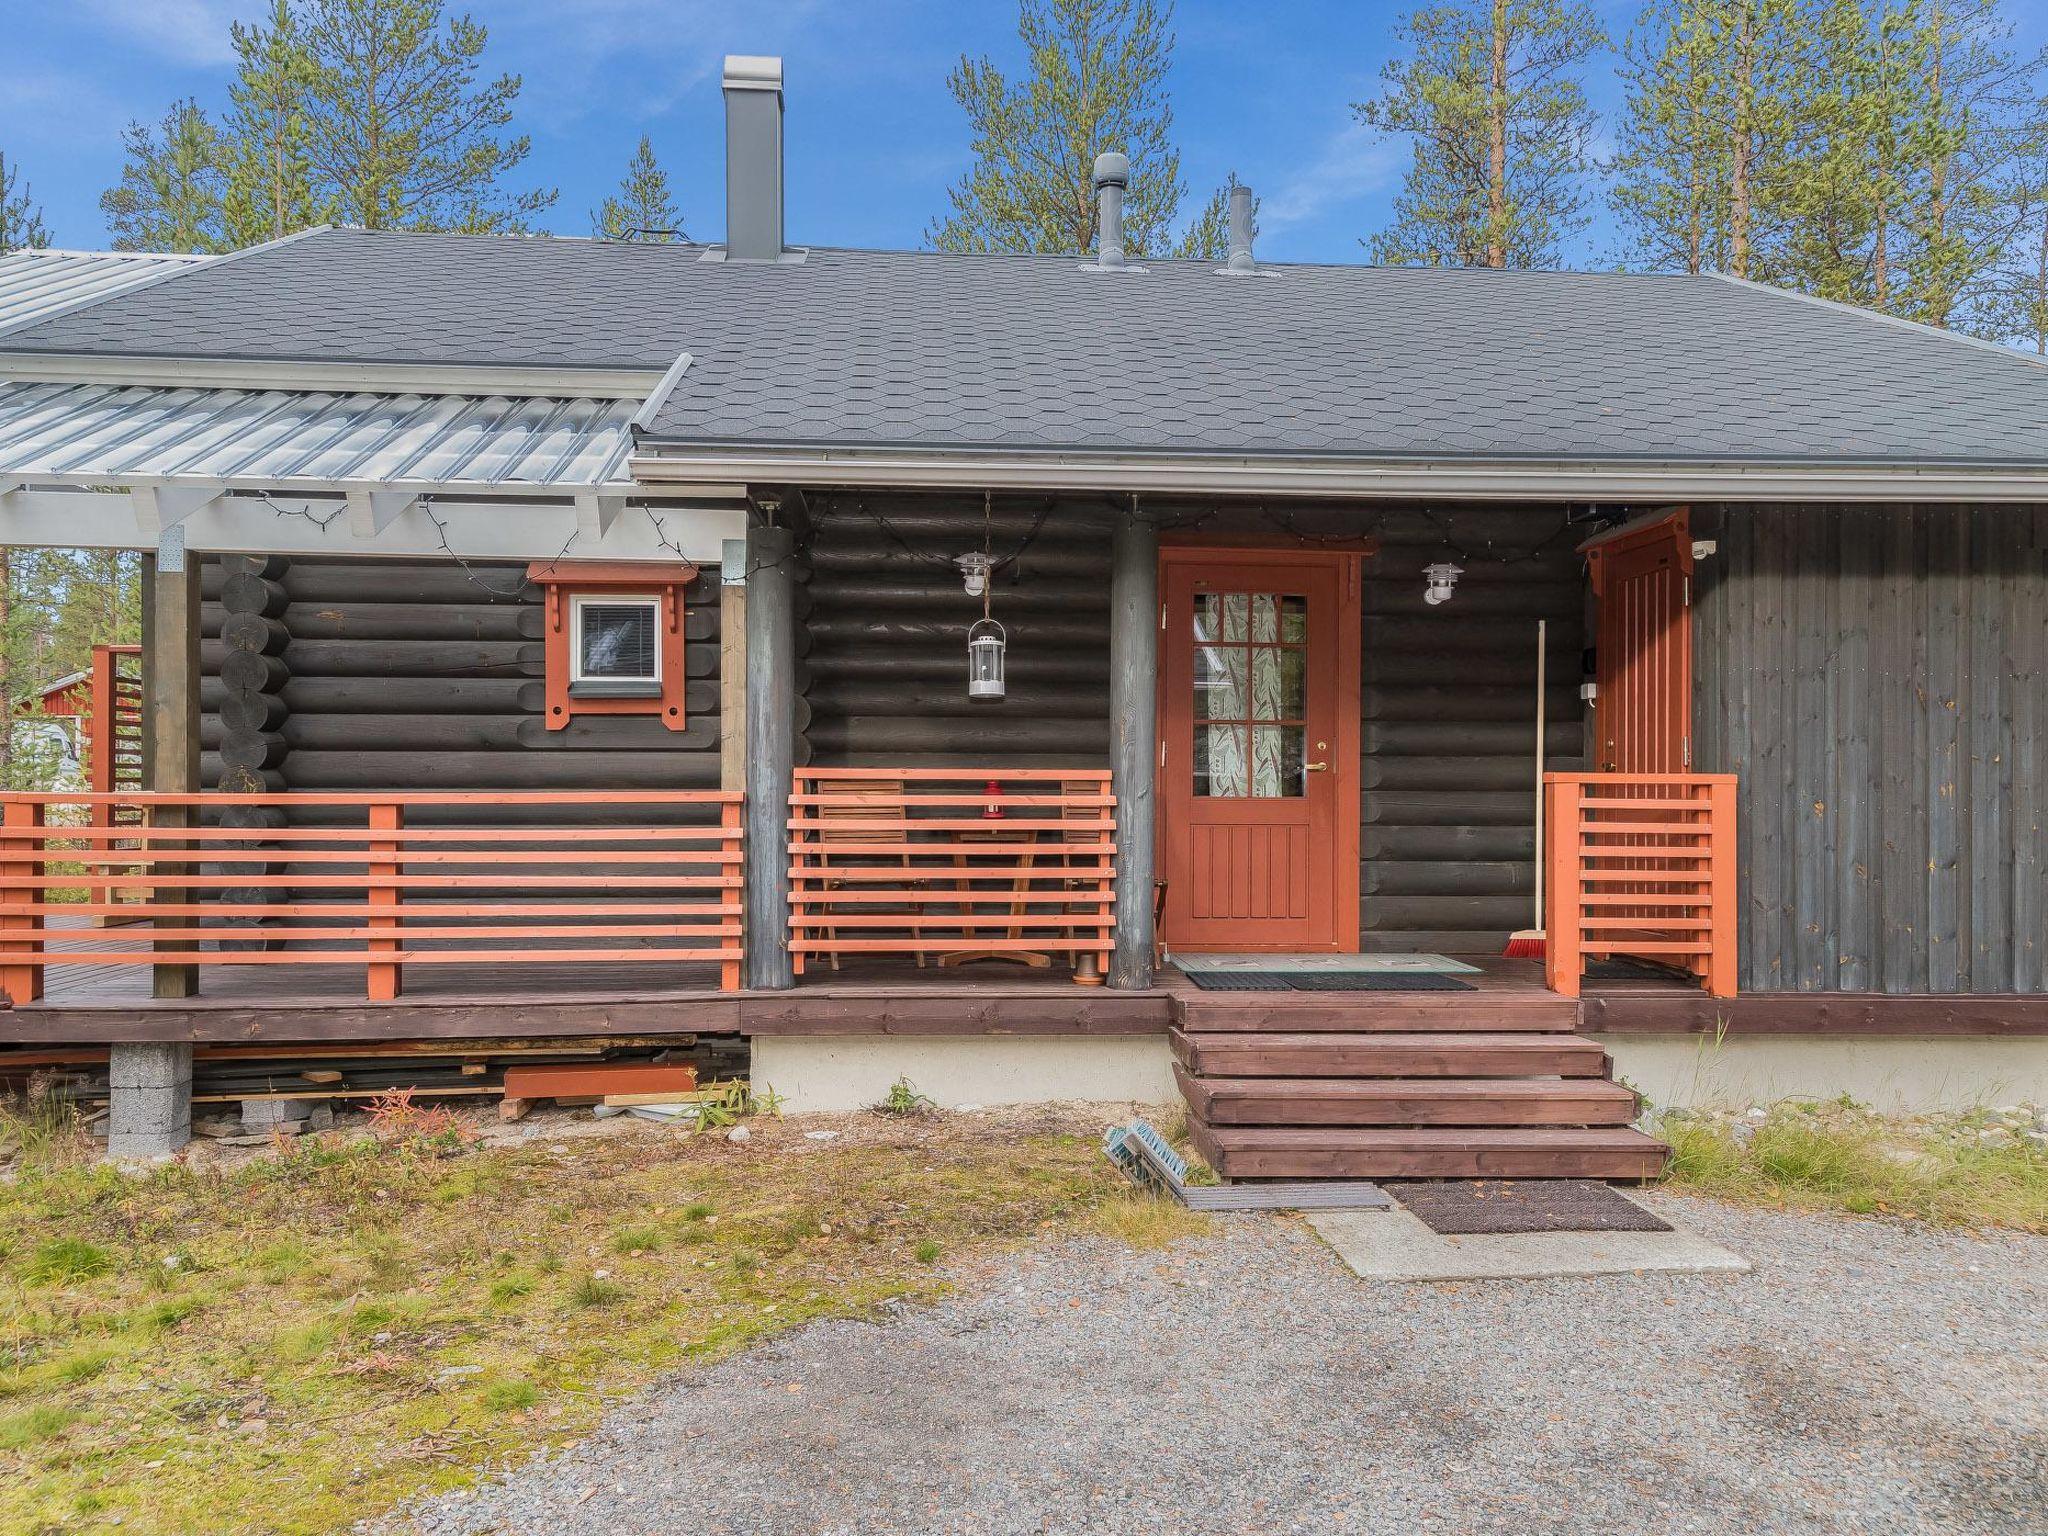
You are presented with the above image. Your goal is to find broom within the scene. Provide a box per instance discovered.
[1503,618,1547,959]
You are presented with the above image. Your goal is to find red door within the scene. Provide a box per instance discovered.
[1156,552,1358,951]
[1586,510,1694,773]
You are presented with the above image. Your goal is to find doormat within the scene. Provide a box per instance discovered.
[1388,1179,1672,1235]
[1183,971,1475,992]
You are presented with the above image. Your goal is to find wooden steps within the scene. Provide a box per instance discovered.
[1176,1066,1640,1127]
[1172,1030,1610,1079]
[1173,989,1576,1034]
[1186,1124,1671,1181]
[1168,981,1669,1182]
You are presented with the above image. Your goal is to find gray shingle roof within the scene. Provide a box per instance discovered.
[5,226,2048,465]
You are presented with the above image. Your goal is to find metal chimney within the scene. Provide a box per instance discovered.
[1225,183,1256,272]
[1093,152,1129,268]
[722,55,784,261]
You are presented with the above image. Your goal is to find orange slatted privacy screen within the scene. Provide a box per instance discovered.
[788,768,1116,986]
[0,790,743,1003]
[1544,773,1736,998]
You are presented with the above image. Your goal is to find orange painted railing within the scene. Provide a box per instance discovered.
[0,790,743,1003]
[788,768,1116,986]
[1544,772,1737,998]
[85,644,146,912]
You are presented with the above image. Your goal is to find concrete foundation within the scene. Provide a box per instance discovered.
[106,1042,193,1160]
[749,1033,1178,1113]
[1594,1033,2048,1113]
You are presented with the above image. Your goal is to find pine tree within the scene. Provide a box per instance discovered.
[0,150,50,254]
[296,0,556,232]
[591,136,684,241]
[1359,0,1605,269]
[1611,2,1726,273]
[222,0,327,246]
[1899,0,2039,330]
[929,0,1230,258]
[1607,1,1807,281]
[100,99,228,254]
[1174,171,1260,261]
[1774,0,1886,304]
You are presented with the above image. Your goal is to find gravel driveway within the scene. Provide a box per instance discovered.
[396,1197,2047,1536]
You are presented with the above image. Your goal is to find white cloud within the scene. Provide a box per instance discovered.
[80,0,242,65]
[1259,117,1403,235]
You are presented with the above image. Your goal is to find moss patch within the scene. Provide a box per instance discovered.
[0,1114,1191,1535]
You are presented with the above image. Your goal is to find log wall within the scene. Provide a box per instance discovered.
[199,554,724,793]
[796,496,1588,956]
[1692,503,2048,994]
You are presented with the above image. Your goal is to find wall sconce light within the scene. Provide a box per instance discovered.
[1423,562,1462,606]
[956,552,994,597]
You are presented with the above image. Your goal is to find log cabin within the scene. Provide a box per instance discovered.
[0,56,2042,1175]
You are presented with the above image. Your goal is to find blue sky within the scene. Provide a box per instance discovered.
[5,0,2048,265]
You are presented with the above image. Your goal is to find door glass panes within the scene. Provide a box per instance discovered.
[1191,588,1308,798]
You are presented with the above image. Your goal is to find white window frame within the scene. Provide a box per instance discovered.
[568,592,663,684]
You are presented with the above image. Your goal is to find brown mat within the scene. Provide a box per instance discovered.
[1388,1179,1672,1235]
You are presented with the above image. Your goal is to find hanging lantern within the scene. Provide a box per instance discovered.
[968,618,1006,700]
[981,779,1007,819]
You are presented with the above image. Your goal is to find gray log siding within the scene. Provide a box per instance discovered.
[799,499,1113,769]
[1692,504,2048,994]
[199,554,725,794]
[795,496,1586,957]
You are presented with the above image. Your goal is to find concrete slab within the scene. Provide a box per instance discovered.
[1309,1204,1751,1283]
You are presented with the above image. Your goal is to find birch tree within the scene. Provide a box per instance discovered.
[1359,0,1605,269]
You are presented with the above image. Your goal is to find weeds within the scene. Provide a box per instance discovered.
[24,1237,112,1286]
[565,1274,625,1309]
[1662,1101,2048,1231]
[873,1076,937,1116]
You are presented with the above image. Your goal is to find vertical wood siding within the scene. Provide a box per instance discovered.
[1693,504,2048,994]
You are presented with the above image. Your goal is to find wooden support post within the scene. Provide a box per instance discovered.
[366,800,403,1000]
[0,799,45,1004]
[1109,512,1157,989]
[1544,777,1581,998]
[1707,776,1739,997]
[720,538,747,795]
[744,523,797,990]
[145,546,201,999]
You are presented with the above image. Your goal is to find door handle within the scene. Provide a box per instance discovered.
[1304,761,1329,773]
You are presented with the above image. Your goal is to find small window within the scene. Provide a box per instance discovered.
[572,595,660,686]
[528,561,696,732]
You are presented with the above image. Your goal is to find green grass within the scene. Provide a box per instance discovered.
[1661,1101,2048,1231]
[0,1105,1189,1536]
[24,1238,112,1286]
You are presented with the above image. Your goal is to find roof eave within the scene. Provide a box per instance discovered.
[0,352,668,400]
[629,442,2048,503]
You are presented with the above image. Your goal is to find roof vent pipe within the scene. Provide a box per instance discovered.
[1225,183,1256,272]
[722,55,785,261]
[1093,152,1129,269]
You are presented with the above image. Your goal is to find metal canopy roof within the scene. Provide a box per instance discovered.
[0,381,639,493]
[0,250,212,335]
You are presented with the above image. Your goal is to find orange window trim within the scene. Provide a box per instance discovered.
[527,560,698,732]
